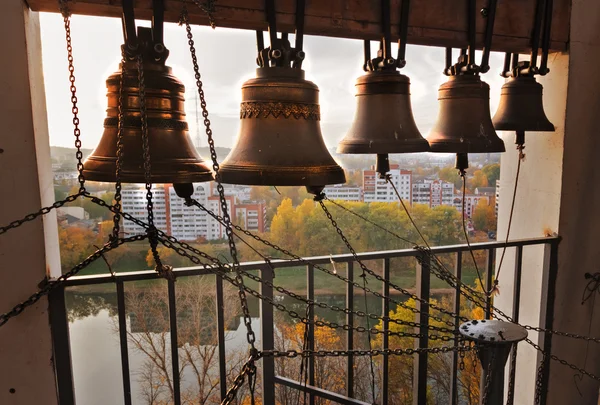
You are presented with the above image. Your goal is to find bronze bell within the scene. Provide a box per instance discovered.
[218,67,346,192]
[427,74,505,153]
[338,71,429,154]
[83,54,213,184]
[492,76,554,132]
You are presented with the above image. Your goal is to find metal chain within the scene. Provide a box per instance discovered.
[526,337,600,384]
[180,8,256,351]
[190,0,217,28]
[0,193,83,236]
[184,198,462,331]
[0,235,145,328]
[325,197,417,247]
[111,50,128,243]
[61,2,86,193]
[317,198,462,322]
[534,352,546,404]
[159,235,456,342]
[222,355,258,405]
[481,350,496,405]
[506,345,517,405]
[136,54,165,273]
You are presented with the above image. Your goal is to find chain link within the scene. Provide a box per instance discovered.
[481,349,496,405]
[61,6,86,193]
[190,0,217,28]
[0,235,145,328]
[506,345,517,405]
[0,193,84,236]
[111,50,128,243]
[180,8,256,352]
[221,355,258,405]
[185,198,462,332]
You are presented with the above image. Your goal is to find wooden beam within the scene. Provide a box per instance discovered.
[28,0,569,53]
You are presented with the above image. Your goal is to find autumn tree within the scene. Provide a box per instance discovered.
[482,163,500,185]
[123,276,251,405]
[472,199,496,232]
[438,167,462,189]
[469,170,489,189]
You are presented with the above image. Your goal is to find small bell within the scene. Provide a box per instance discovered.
[427,74,505,154]
[218,67,346,193]
[338,70,429,154]
[492,75,554,132]
[84,28,213,184]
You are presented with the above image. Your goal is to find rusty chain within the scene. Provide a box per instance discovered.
[0,234,146,328]
[110,48,128,244]
[180,11,258,401]
[184,198,462,331]
[481,349,496,405]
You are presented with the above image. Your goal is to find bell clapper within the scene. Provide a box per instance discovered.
[515,130,526,161]
[455,152,469,178]
[376,153,391,179]
[173,183,194,200]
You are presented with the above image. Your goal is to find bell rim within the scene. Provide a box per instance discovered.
[217,164,346,187]
[426,139,506,154]
[492,120,555,132]
[81,170,215,184]
[337,139,431,154]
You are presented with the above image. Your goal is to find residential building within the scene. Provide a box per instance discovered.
[411,179,455,208]
[363,165,412,203]
[495,179,500,217]
[453,194,490,219]
[121,184,265,241]
[323,184,362,202]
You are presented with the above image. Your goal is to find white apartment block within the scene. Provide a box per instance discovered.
[411,180,455,208]
[323,185,362,202]
[120,186,169,236]
[120,184,236,241]
[363,165,412,203]
[454,194,490,219]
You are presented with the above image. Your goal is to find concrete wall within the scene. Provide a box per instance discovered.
[0,1,60,404]
[496,0,600,403]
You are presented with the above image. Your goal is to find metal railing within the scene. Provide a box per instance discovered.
[48,236,560,405]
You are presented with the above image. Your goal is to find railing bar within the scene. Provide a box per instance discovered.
[538,241,559,405]
[167,278,181,405]
[116,280,132,405]
[48,285,76,405]
[215,275,227,401]
[382,257,390,405]
[63,237,560,285]
[346,261,354,398]
[307,264,315,405]
[414,252,430,405]
[260,265,276,404]
[507,245,523,405]
[485,248,495,319]
[275,376,371,405]
[450,251,462,405]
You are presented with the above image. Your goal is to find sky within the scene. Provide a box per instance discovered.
[38,13,506,151]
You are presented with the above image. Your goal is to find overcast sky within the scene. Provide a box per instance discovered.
[39,13,506,150]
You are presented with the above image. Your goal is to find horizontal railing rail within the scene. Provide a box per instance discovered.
[50,236,560,405]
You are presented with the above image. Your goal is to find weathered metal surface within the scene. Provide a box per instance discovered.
[427,74,506,153]
[28,0,570,53]
[83,28,213,183]
[338,71,430,154]
[459,319,528,343]
[218,66,345,188]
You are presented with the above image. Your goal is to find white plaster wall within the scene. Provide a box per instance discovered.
[0,1,60,404]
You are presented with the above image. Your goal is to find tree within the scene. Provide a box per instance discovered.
[123,277,251,404]
[482,163,500,185]
[59,225,99,271]
[438,167,462,189]
[469,170,489,189]
[472,199,496,232]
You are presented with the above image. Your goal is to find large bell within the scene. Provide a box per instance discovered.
[492,76,554,132]
[218,67,346,190]
[83,56,213,184]
[338,70,429,154]
[427,74,505,153]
